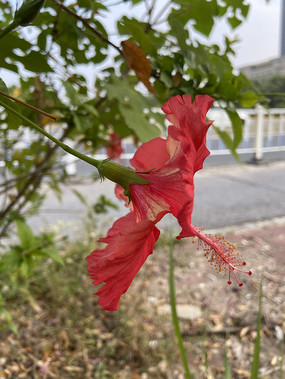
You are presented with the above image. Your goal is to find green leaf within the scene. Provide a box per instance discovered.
[0,309,18,334]
[44,249,64,265]
[63,81,78,105]
[17,50,51,73]
[241,3,250,18]
[239,91,258,108]
[169,18,189,48]
[226,109,243,148]
[169,0,216,37]
[74,113,89,133]
[93,194,119,214]
[0,79,22,128]
[105,75,160,142]
[0,32,32,55]
[17,221,35,250]
[0,248,22,272]
[154,79,168,98]
[212,126,239,161]
[72,189,88,206]
[21,255,35,278]
[118,17,157,55]
[227,16,242,29]
[80,103,99,117]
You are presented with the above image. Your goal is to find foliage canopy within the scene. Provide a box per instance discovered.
[0,0,259,240]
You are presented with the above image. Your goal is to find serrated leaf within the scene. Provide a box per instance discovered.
[241,3,250,18]
[227,16,242,29]
[169,0,216,37]
[17,221,35,250]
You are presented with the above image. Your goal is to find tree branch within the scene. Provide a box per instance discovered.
[0,127,71,238]
[49,0,123,56]
[0,90,58,121]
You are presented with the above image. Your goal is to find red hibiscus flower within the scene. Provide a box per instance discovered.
[87,95,252,311]
[105,132,123,159]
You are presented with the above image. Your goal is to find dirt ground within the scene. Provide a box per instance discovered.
[139,216,285,378]
[0,216,285,378]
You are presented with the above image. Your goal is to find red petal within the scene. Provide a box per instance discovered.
[131,137,170,171]
[86,212,159,311]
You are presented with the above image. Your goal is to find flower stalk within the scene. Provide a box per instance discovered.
[0,0,45,40]
[0,98,149,200]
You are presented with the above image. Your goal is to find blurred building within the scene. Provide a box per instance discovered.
[241,56,285,80]
[240,0,285,80]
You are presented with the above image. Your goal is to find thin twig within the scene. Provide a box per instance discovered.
[151,0,172,26]
[50,0,122,55]
[144,0,156,32]
[0,127,71,238]
[0,133,9,211]
[0,90,58,121]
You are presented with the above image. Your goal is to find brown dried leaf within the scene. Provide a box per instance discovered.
[57,330,70,349]
[121,39,156,94]
[172,72,182,87]
[63,366,84,372]
[240,326,250,338]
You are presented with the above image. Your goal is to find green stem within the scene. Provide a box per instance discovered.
[0,22,17,40]
[0,98,100,169]
[169,238,191,378]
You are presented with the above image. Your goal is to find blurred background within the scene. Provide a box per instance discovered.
[0,0,285,377]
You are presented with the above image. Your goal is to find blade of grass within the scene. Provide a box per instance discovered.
[169,237,191,378]
[202,335,209,378]
[250,275,263,379]
[280,334,284,379]
[224,343,231,379]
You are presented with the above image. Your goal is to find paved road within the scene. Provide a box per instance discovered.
[27,159,285,237]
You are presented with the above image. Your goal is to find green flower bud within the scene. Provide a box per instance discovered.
[15,0,45,26]
[98,160,150,202]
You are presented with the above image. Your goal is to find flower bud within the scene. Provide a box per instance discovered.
[15,0,45,26]
[98,160,149,202]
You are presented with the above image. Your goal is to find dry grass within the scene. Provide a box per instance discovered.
[0,220,285,378]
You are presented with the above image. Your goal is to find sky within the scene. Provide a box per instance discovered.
[221,0,281,68]
[0,0,282,86]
